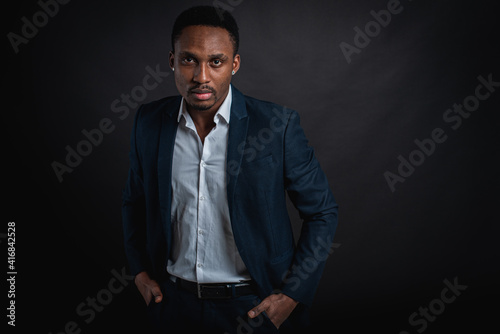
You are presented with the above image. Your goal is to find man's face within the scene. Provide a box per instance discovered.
[170,25,240,114]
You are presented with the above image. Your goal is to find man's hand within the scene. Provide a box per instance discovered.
[248,293,298,329]
[135,271,163,306]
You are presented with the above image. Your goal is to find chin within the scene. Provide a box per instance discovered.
[188,99,216,111]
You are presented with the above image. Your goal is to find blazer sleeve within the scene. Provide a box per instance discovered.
[280,110,339,306]
[122,106,151,277]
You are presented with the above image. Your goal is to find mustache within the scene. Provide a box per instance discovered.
[188,85,216,94]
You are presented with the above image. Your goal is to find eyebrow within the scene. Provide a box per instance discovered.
[208,53,228,60]
[178,51,229,60]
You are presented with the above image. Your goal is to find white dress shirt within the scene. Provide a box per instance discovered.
[167,86,251,283]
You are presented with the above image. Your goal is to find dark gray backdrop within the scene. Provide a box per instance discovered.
[4,0,498,333]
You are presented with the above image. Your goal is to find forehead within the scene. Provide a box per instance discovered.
[175,25,233,55]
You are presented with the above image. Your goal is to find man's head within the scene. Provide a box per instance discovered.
[169,6,240,113]
[171,6,239,56]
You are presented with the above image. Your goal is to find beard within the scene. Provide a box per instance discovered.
[187,99,217,111]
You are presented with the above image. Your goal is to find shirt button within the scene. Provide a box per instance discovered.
[200,196,205,201]
[201,161,207,167]
[197,263,202,268]
[198,229,203,235]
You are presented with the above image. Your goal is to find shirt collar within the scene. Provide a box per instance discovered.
[177,85,232,124]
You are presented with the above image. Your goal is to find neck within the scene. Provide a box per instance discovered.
[188,108,217,131]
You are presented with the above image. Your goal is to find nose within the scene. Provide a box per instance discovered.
[193,63,210,84]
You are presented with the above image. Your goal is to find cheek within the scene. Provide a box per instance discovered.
[174,71,190,88]
[215,74,232,91]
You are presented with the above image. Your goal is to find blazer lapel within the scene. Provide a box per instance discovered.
[226,85,249,217]
[158,97,181,227]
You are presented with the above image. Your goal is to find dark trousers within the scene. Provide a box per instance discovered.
[147,279,282,334]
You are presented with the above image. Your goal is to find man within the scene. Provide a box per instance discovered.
[122,5,338,333]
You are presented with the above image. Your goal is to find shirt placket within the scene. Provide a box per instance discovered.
[195,130,213,282]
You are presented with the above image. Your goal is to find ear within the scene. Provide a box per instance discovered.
[169,51,175,70]
[232,54,241,75]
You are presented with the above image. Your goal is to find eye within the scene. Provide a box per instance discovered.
[183,57,195,64]
[211,59,223,66]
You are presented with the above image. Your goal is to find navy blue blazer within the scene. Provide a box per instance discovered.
[122,85,338,309]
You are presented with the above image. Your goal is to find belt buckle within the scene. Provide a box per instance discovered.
[197,283,232,299]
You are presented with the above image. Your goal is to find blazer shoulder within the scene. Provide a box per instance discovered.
[139,95,181,116]
[134,95,181,127]
[242,94,296,121]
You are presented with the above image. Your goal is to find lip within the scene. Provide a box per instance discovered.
[190,88,214,101]
[192,92,212,100]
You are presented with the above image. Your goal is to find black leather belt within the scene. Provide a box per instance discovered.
[173,277,256,299]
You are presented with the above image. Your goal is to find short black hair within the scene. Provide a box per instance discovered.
[171,5,239,55]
